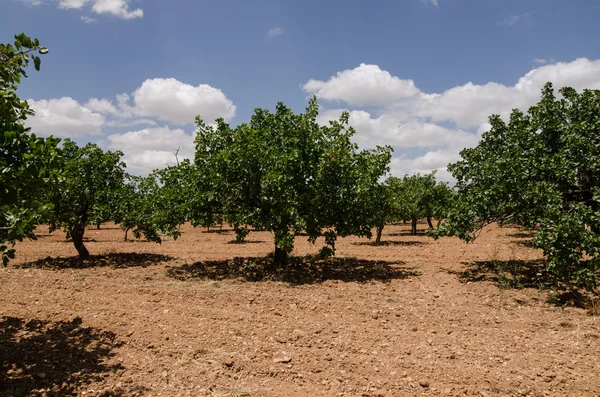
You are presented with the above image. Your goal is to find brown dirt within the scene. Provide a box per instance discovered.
[1,222,599,396]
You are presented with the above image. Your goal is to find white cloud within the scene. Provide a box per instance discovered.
[303,63,420,106]
[90,0,143,19]
[27,0,144,19]
[85,98,119,116]
[26,97,105,136]
[421,0,438,6]
[132,78,236,124]
[317,108,477,150]
[267,27,284,39]
[106,126,195,174]
[26,77,235,140]
[533,58,547,65]
[500,12,532,28]
[418,58,600,128]
[308,58,600,181]
[80,15,97,23]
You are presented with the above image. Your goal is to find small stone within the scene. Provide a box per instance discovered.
[274,356,292,364]
[420,381,430,388]
[37,372,46,378]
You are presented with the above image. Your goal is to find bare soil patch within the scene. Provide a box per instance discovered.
[1,223,599,396]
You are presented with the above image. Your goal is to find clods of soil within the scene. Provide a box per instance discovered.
[1,222,599,396]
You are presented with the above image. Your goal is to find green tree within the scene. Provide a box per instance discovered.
[393,173,434,235]
[1,33,60,265]
[117,164,189,244]
[48,140,126,259]
[440,83,600,290]
[423,176,454,229]
[366,178,404,244]
[194,98,392,266]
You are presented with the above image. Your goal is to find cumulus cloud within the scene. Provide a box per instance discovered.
[26,97,105,136]
[106,126,195,174]
[25,0,143,19]
[132,78,236,124]
[303,64,420,106]
[267,27,284,39]
[308,58,600,180]
[27,78,235,139]
[418,58,600,128]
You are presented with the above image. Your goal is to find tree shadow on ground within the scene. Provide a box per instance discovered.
[506,231,536,239]
[61,237,97,243]
[449,259,550,289]
[352,240,425,247]
[0,316,125,396]
[166,255,420,285]
[447,259,597,308]
[388,231,428,237]
[17,253,173,270]
[227,240,265,245]
[512,239,535,248]
[202,229,232,234]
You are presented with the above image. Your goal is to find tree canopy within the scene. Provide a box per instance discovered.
[47,140,126,259]
[193,98,392,266]
[440,83,600,289]
[0,33,59,265]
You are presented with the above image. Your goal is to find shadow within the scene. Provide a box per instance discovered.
[449,259,549,290]
[202,229,232,234]
[98,385,151,397]
[17,253,173,270]
[227,240,265,244]
[61,237,97,243]
[352,240,425,247]
[506,231,536,239]
[34,234,54,240]
[512,239,535,248]
[166,255,420,285]
[388,230,428,237]
[0,316,123,396]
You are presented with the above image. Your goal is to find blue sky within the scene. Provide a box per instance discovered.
[3,0,600,177]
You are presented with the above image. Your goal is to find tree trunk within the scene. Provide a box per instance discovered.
[71,223,90,260]
[427,216,434,229]
[124,226,131,242]
[273,246,288,268]
[375,225,384,245]
[411,218,418,235]
[220,221,223,232]
[96,223,101,230]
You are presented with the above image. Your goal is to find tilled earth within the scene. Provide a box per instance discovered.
[1,223,599,396]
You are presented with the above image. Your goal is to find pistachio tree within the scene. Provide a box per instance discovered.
[194,98,392,266]
[1,33,60,265]
[48,140,126,259]
[440,83,600,289]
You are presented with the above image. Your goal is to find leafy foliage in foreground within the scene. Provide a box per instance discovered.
[0,33,59,265]
[440,83,600,290]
